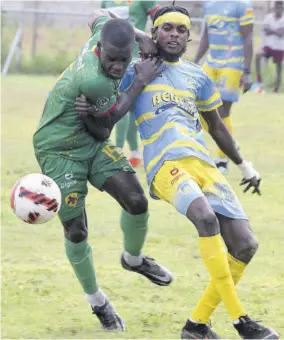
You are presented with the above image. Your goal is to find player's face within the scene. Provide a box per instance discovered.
[274,3,283,17]
[98,42,133,79]
[156,22,189,58]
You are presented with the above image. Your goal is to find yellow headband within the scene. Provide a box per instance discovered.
[153,12,191,29]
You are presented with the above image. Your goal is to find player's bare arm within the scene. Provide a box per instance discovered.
[194,25,209,64]
[240,23,253,92]
[75,58,163,140]
[201,109,261,195]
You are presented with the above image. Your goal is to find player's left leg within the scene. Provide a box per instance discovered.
[89,141,172,286]
[274,58,283,93]
[127,114,142,168]
[183,165,278,339]
[214,68,242,174]
[115,113,129,151]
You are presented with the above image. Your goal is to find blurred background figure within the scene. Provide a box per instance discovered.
[100,0,160,168]
[254,1,284,93]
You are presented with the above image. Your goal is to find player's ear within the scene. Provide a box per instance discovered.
[187,30,191,42]
[151,27,157,41]
[97,41,102,55]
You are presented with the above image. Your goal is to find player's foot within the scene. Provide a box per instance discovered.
[92,299,125,332]
[129,157,142,168]
[251,82,265,94]
[121,254,173,286]
[215,158,229,174]
[181,319,221,339]
[234,315,279,339]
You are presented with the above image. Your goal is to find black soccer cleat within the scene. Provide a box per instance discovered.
[121,255,173,286]
[92,299,125,332]
[181,319,221,339]
[234,315,279,339]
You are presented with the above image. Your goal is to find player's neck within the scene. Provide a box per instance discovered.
[159,50,180,63]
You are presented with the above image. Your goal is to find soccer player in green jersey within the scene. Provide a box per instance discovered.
[101,0,160,167]
[33,10,172,332]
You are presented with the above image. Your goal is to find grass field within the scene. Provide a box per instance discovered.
[1,75,284,339]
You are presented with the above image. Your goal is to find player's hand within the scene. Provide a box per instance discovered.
[75,94,94,117]
[240,72,252,94]
[238,160,261,195]
[137,35,158,59]
[134,58,166,86]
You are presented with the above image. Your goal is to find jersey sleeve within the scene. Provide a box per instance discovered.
[118,65,136,95]
[196,74,222,112]
[142,1,159,16]
[237,1,254,26]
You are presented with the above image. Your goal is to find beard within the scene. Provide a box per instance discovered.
[156,41,187,62]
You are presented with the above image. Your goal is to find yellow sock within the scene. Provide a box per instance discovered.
[217,116,233,159]
[191,253,246,324]
[198,235,246,321]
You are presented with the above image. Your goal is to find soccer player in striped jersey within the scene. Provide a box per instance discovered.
[194,1,254,174]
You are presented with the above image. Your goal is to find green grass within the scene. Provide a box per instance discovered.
[1,76,284,339]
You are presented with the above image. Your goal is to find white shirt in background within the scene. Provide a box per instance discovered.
[262,13,284,51]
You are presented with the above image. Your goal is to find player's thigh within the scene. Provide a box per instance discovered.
[151,157,205,216]
[197,160,248,221]
[216,68,242,103]
[88,141,147,213]
[36,154,88,222]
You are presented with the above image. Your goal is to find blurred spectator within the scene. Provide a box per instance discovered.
[254,1,284,93]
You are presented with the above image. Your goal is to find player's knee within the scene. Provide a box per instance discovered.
[125,192,148,215]
[62,215,88,243]
[191,210,219,237]
[231,235,259,263]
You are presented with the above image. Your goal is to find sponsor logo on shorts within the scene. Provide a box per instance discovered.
[65,192,79,208]
[213,183,234,201]
[60,172,77,189]
[170,167,186,186]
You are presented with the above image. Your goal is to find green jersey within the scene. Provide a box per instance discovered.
[101,0,159,56]
[33,16,119,160]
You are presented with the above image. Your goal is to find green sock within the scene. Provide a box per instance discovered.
[120,209,149,256]
[127,113,139,151]
[115,113,129,149]
[64,238,98,294]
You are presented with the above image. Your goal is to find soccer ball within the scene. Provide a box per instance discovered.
[10,173,62,224]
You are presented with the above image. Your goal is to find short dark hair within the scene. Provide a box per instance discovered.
[152,5,191,26]
[101,19,135,47]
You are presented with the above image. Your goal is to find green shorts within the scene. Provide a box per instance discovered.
[35,141,134,222]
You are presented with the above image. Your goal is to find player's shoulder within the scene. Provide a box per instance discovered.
[181,60,207,76]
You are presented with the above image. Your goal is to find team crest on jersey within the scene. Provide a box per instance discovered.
[97,97,110,108]
[186,78,197,92]
[65,192,79,208]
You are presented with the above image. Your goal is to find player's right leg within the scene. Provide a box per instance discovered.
[89,141,172,287]
[35,153,125,332]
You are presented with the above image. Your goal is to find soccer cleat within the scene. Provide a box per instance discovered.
[181,319,221,339]
[92,299,125,332]
[234,315,279,339]
[129,157,142,168]
[121,255,173,286]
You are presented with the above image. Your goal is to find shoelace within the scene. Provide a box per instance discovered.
[93,305,117,328]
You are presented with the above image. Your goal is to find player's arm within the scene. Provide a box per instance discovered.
[201,110,261,194]
[197,74,261,194]
[194,24,209,64]
[76,58,163,135]
[142,1,160,22]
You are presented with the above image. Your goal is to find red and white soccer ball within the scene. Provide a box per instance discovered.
[10,173,62,224]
